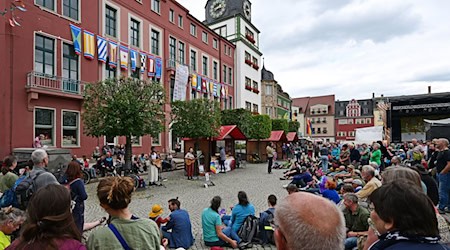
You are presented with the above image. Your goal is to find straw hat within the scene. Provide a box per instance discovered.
[149,204,163,218]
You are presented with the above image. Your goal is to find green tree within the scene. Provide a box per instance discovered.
[249,115,272,161]
[221,109,253,137]
[272,119,289,133]
[83,77,165,169]
[288,121,300,132]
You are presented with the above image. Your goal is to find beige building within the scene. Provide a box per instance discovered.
[261,65,291,119]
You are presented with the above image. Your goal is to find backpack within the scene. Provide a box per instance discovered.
[0,175,26,208]
[261,210,275,245]
[238,215,260,244]
[15,172,42,210]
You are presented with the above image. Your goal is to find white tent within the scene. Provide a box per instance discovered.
[424,118,450,125]
[355,126,383,144]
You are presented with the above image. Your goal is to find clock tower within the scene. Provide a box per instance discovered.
[205,0,263,114]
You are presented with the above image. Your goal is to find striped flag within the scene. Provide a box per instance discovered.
[216,83,221,98]
[97,36,107,63]
[69,24,81,55]
[201,78,207,93]
[155,57,162,79]
[108,41,118,68]
[119,45,128,70]
[213,82,218,97]
[148,55,155,77]
[221,84,226,98]
[191,74,197,89]
[197,75,202,92]
[83,30,95,59]
[209,81,214,95]
[130,50,137,72]
[306,118,313,135]
[140,53,147,74]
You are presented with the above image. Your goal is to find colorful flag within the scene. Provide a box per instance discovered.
[148,55,155,77]
[130,50,137,72]
[201,78,207,93]
[69,24,81,55]
[155,57,162,79]
[108,41,118,68]
[119,45,128,70]
[213,82,218,97]
[306,118,313,135]
[209,81,214,95]
[210,162,217,174]
[225,85,229,97]
[191,74,197,89]
[97,36,107,63]
[221,84,226,98]
[83,30,95,59]
[197,75,202,92]
[216,84,221,98]
[140,53,147,74]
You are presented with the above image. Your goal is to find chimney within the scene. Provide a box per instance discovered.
[372,93,375,98]
[381,94,384,98]
[428,86,431,94]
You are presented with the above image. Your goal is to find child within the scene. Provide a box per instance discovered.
[149,204,169,227]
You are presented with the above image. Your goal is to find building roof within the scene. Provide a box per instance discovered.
[214,125,247,140]
[261,65,275,81]
[287,132,299,142]
[262,130,287,142]
[292,97,310,113]
[292,95,335,115]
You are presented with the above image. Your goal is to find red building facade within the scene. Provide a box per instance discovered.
[0,0,235,158]
[335,99,375,141]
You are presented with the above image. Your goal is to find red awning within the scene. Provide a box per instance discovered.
[287,132,299,142]
[214,125,247,140]
[263,131,287,142]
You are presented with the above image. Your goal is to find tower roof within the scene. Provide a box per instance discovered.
[261,65,275,81]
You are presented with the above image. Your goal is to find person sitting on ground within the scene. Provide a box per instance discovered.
[222,191,256,233]
[0,207,25,249]
[390,156,402,167]
[410,164,439,206]
[87,177,161,250]
[286,184,299,195]
[274,192,346,250]
[337,184,355,211]
[352,179,363,193]
[342,193,369,250]
[149,204,169,228]
[335,165,355,179]
[356,165,381,202]
[201,196,242,249]
[284,167,313,188]
[365,181,450,250]
[259,195,277,245]
[8,184,86,249]
[161,198,194,249]
[321,179,341,204]
[279,162,301,180]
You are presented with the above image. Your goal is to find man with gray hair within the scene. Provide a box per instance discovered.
[30,149,59,191]
[274,192,345,250]
[356,165,381,200]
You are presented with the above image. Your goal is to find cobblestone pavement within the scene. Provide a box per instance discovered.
[84,163,292,249]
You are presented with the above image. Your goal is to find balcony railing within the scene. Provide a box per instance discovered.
[166,59,189,71]
[27,72,85,96]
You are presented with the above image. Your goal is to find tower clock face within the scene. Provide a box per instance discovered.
[210,0,226,19]
[243,1,251,20]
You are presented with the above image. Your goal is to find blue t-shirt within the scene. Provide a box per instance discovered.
[322,189,341,204]
[231,203,255,232]
[202,208,222,242]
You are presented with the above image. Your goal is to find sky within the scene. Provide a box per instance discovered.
[177,0,450,100]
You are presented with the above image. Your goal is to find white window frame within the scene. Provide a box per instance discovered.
[178,40,186,64]
[178,15,183,28]
[152,133,161,146]
[149,25,163,56]
[128,13,143,49]
[151,0,160,14]
[201,54,210,77]
[131,136,142,147]
[190,47,198,72]
[61,109,80,148]
[103,1,121,39]
[34,0,57,13]
[169,9,174,23]
[190,23,197,37]
[212,59,219,80]
[34,106,56,147]
[62,0,81,22]
[202,31,208,44]
[213,38,218,49]
[61,40,81,85]
[34,32,57,77]
[104,136,118,146]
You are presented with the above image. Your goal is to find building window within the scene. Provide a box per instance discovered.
[130,18,140,47]
[245,102,251,111]
[63,43,79,92]
[152,134,161,146]
[266,85,272,95]
[169,9,174,22]
[245,27,254,39]
[212,61,218,80]
[363,108,369,115]
[36,0,54,11]
[35,34,55,76]
[178,15,183,28]
[229,96,233,109]
[63,0,78,20]
[228,67,232,85]
[223,97,227,110]
[35,108,54,147]
[105,5,117,38]
[253,104,258,113]
[151,0,160,13]
[131,136,142,146]
[178,41,185,64]
[245,51,251,61]
[312,128,315,134]
[213,39,218,49]
[105,63,116,79]
[202,56,208,76]
[252,57,258,67]
[245,77,251,89]
[252,81,258,91]
[223,65,227,83]
[190,50,197,72]
[215,26,227,36]
[317,128,321,134]
[366,118,371,124]
[266,107,272,116]
[322,117,327,123]
[169,37,176,61]
[202,32,208,43]
[151,29,160,55]
[190,23,197,36]
[323,127,327,134]
[62,111,79,147]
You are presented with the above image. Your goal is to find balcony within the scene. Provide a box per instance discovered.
[26,72,85,99]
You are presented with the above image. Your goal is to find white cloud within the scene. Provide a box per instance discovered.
[177,0,450,99]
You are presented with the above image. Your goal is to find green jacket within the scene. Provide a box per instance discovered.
[87,216,161,250]
[344,206,370,232]
[0,172,18,193]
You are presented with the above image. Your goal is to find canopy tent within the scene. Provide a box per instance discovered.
[214,125,247,140]
[424,118,450,125]
[262,130,287,142]
[286,132,299,142]
[355,126,383,144]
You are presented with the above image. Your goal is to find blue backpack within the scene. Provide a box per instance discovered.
[0,175,27,208]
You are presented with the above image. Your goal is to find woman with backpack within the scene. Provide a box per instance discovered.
[65,161,87,233]
[230,191,255,233]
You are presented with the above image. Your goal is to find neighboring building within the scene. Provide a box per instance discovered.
[335,99,374,141]
[205,0,262,114]
[261,65,291,119]
[0,0,236,157]
[291,106,304,137]
[292,95,335,142]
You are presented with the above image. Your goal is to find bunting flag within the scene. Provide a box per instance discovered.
[108,41,118,68]
[155,57,162,79]
[209,81,214,95]
[197,75,202,92]
[213,82,218,97]
[225,85,229,97]
[148,55,155,77]
[119,45,128,70]
[306,118,313,135]
[69,24,82,55]
[83,30,95,59]
[216,83,221,98]
[130,50,137,72]
[191,74,197,89]
[96,36,107,63]
[140,53,147,74]
[221,84,226,98]
[201,78,207,93]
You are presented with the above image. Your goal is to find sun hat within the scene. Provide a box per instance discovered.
[149,204,163,218]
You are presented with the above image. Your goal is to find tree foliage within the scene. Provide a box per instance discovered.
[171,99,222,139]
[221,109,253,137]
[249,115,272,140]
[288,121,300,132]
[272,119,289,133]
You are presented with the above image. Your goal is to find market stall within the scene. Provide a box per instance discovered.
[287,132,299,143]
[247,130,287,162]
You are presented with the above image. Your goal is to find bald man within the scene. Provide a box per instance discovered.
[274,192,346,250]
